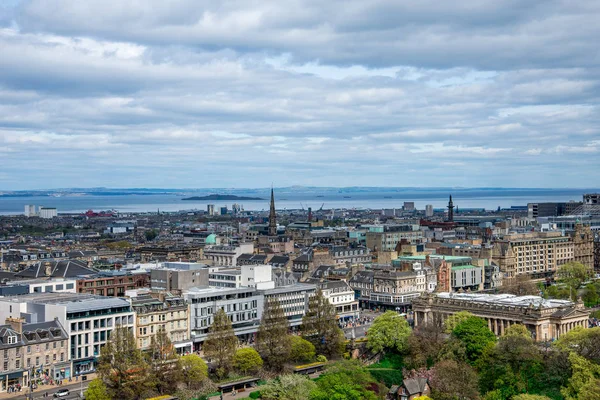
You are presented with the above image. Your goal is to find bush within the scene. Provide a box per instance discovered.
[316,355,327,363]
[249,391,261,399]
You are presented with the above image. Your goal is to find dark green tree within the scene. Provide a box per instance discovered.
[452,316,496,365]
[203,308,238,378]
[97,326,151,400]
[309,360,379,400]
[256,298,292,369]
[146,328,183,395]
[145,229,158,241]
[300,290,345,358]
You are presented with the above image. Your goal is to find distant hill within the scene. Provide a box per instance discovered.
[182,194,265,201]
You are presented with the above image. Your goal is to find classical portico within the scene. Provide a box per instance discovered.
[412,292,590,342]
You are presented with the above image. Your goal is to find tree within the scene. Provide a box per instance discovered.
[145,229,158,241]
[233,347,263,375]
[203,308,238,378]
[556,261,591,299]
[256,298,292,369]
[181,354,208,389]
[429,359,480,400]
[260,374,317,400]
[503,323,532,339]
[452,316,496,365]
[97,326,150,400]
[554,327,600,364]
[290,335,316,363]
[406,319,446,369]
[147,328,183,395]
[583,283,599,306]
[301,290,345,358]
[561,353,600,400]
[85,378,110,400]
[512,395,552,400]
[367,311,412,354]
[500,275,540,297]
[444,311,474,333]
[310,360,379,400]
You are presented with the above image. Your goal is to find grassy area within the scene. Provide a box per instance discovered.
[367,353,404,387]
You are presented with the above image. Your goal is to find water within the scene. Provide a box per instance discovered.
[0,187,596,215]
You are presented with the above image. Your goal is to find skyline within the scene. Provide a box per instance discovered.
[1,1,599,189]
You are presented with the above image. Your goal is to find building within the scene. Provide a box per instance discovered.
[412,292,589,341]
[0,293,135,376]
[263,284,316,327]
[150,263,209,292]
[403,202,415,211]
[528,202,582,219]
[39,208,58,219]
[24,205,36,217]
[131,293,191,353]
[425,205,433,218]
[77,271,149,297]
[0,318,70,392]
[15,260,95,280]
[203,243,254,266]
[12,278,77,294]
[389,378,431,400]
[447,195,454,222]
[492,229,594,279]
[268,188,277,236]
[185,286,263,348]
[207,204,215,216]
[330,246,370,265]
[317,280,359,320]
[366,225,423,252]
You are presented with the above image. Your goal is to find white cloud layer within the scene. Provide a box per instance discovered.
[0,0,599,189]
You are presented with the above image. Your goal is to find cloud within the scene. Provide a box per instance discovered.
[0,1,599,189]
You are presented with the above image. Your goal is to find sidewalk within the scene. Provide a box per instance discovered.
[208,387,260,400]
[0,374,97,400]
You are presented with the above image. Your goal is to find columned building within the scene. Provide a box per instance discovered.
[412,292,589,342]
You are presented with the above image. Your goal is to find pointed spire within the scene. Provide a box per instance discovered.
[268,187,277,236]
[447,194,454,222]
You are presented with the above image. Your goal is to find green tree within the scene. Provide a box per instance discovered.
[233,347,264,375]
[256,298,292,369]
[444,311,474,333]
[290,335,316,363]
[85,378,111,400]
[301,290,345,358]
[503,324,532,339]
[429,359,480,400]
[97,326,151,400]
[561,353,600,400]
[147,328,183,395]
[260,374,318,400]
[554,327,600,364]
[556,261,591,299]
[367,311,412,354]
[203,308,238,378]
[452,316,497,365]
[310,360,379,400]
[512,395,552,400]
[145,229,158,241]
[583,283,599,306]
[181,354,208,389]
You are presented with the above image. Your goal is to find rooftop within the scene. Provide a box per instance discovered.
[436,292,573,309]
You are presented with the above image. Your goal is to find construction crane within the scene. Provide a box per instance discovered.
[319,203,325,211]
[300,203,305,211]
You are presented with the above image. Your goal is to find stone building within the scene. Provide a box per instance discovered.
[571,223,594,270]
[131,293,191,353]
[412,292,590,341]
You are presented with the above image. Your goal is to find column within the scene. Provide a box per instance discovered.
[500,320,505,336]
[414,311,419,326]
[493,319,498,335]
[488,318,492,331]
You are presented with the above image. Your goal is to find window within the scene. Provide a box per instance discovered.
[35,357,39,366]
[66,283,74,290]
[27,358,30,368]
[7,336,17,345]
[3,361,7,371]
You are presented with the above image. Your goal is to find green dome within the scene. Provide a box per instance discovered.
[205,234,217,244]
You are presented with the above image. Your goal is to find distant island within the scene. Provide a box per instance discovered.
[182,194,265,201]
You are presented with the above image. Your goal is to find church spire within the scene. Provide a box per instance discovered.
[447,194,454,222]
[268,187,277,236]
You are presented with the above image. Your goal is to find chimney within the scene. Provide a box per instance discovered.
[5,317,25,334]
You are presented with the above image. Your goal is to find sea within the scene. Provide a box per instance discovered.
[0,187,596,215]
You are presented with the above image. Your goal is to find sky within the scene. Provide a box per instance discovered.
[0,0,599,190]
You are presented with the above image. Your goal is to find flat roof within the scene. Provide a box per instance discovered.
[397,255,471,262]
[436,292,573,309]
[0,292,131,312]
[263,283,316,295]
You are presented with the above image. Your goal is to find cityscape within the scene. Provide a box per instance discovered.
[2,1,600,400]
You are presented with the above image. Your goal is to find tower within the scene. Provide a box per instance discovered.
[268,187,277,236]
[447,195,454,222]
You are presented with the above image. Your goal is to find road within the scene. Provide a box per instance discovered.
[341,309,381,339]
[4,383,89,400]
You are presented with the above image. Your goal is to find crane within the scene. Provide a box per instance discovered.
[319,203,325,211]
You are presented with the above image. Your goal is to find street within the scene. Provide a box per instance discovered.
[2,383,89,400]
[341,309,380,339]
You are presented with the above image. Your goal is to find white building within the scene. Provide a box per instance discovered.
[263,284,316,327]
[11,278,77,294]
[39,207,58,219]
[24,205,36,217]
[0,293,135,376]
[425,205,434,217]
[317,280,359,320]
[241,265,275,290]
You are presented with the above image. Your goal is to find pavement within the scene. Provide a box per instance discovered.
[0,376,94,400]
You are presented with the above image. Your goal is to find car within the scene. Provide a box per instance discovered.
[54,388,70,398]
